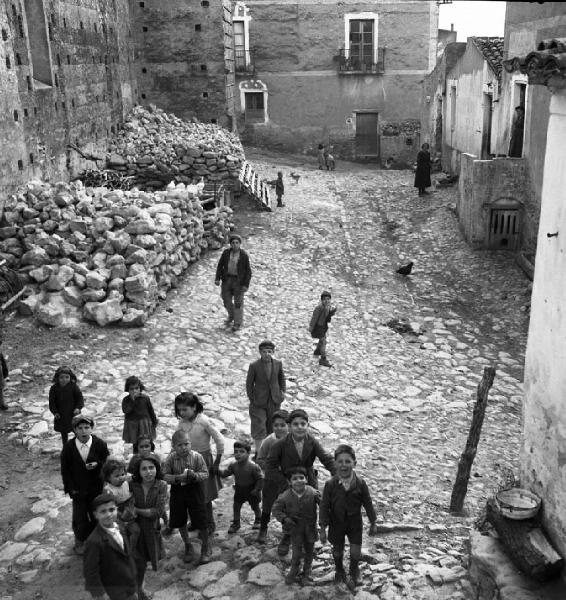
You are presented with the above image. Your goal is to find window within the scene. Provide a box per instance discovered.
[233,2,252,73]
[342,12,383,73]
[245,92,264,122]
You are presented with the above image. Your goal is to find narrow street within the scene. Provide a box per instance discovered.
[0,151,530,600]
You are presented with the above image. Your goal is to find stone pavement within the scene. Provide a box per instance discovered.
[0,151,531,599]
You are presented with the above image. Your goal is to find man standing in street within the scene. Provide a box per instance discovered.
[215,234,252,332]
[246,340,286,454]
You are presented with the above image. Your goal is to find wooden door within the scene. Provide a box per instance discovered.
[355,112,379,157]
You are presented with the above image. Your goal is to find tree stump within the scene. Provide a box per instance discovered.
[486,498,564,581]
[450,366,496,513]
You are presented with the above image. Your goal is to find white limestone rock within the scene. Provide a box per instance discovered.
[247,562,284,586]
[187,561,228,588]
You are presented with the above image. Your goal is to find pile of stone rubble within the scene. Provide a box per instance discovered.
[106,105,245,190]
[0,179,233,327]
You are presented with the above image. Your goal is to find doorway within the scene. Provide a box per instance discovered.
[355,111,379,158]
[244,92,265,123]
[481,92,493,159]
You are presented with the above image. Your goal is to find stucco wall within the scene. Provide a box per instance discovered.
[0,0,138,197]
[495,3,566,256]
[236,0,438,161]
[458,153,532,249]
[443,40,500,173]
[522,90,566,566]
[131,0,235,129]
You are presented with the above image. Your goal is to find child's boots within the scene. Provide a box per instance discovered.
[199,531,212,564]
[333,552,346,584]
[300,556,314,586]
[183,541,194,563]
[228,520,240,534]
[256,513,270,543]
[285,563,300,585]
[349,558,361,589]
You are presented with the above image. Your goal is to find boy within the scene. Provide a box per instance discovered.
[61,415,110,555]
[271,171,285,207]
[83,493,138,600]
[162,430,211,564]
[319,444,379,590]
[246,340,286,455]
[266,408,335,556]
[218,440,264,534]
[309,291,337,367]
[272,467,320,586]
[255,409,289,543]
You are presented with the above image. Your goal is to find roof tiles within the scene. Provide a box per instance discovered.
[471,37,505,81]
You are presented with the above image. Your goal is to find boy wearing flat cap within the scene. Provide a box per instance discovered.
[246,340,286,454]
[61,415,110,555]
[215,234,252,332]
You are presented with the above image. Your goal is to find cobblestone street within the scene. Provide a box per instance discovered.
[0,151,531,600]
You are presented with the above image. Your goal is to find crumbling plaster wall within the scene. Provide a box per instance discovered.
[237,0,437,162]
[131,0,235,130]
[0,0,138,196]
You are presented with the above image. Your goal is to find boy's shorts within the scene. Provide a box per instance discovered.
[329,515,364,546]
[234,483,260,505]
[169,484,207,530]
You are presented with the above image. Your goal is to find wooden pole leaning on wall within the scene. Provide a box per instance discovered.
[450,366,496,514]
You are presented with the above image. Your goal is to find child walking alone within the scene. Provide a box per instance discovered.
[309,291,338,367]
[175,392,224,533]
[319,444,379,590]
[272,466,320,586]
[162,430,211,564]
[49,366,84,446]
[274,172,285,207]
[218,439,264,534]
[122,376,158,452]
[101,458,140,551]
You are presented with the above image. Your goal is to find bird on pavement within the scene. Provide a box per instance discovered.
[396,262,414,276]
[290,172,301,184]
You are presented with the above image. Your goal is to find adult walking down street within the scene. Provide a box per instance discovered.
[214,234,252,332]
[246,340,286,454]
[414,142,432,197]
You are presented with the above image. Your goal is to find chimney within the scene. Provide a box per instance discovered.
[451,23,454,31]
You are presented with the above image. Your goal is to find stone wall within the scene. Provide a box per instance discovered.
[235,0,438,163]
[1,179,233,327]
[0,0,138,196]
[458,154,533,250]
[130,0,236,130]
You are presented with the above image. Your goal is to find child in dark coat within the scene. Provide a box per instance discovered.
[218,439,264,534]
[273,466,320,586]
[319,444,379,590]
[274,172,285,207]
[122,376,158,452]
[49,366,84,446]
[266,408,335,556]
[61,415,110,555]
[309,290,337,367]
[83,493,139,600]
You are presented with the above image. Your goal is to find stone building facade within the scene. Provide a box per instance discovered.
[0,0,236,197]
[233,0,439,164]
[0,0,138,192]
[130,0,236,129]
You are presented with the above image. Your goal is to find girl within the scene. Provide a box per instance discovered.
[175,392,224,533]
[127,434,156,476]
[131,453,168,600]
[122,376,158,452]
[49,366,84,446]
[102,458,140,550]
[317,143,326,170]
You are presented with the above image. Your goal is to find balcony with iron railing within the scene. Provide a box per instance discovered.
[337,47,386,75]
[235,48,256,75]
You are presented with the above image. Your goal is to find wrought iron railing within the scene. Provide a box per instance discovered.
[337,47,386,74]
[235,48,255,74]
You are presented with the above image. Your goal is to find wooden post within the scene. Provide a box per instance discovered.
[450,366,496,513]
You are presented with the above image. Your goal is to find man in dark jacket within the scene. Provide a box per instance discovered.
[214,234,252,332]
[246,340,286,454]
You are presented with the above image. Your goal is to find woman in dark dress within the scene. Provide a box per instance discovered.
[414,143,432,196]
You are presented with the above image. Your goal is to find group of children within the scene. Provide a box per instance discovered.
[50,282,375,599]
[318,143,336,171]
